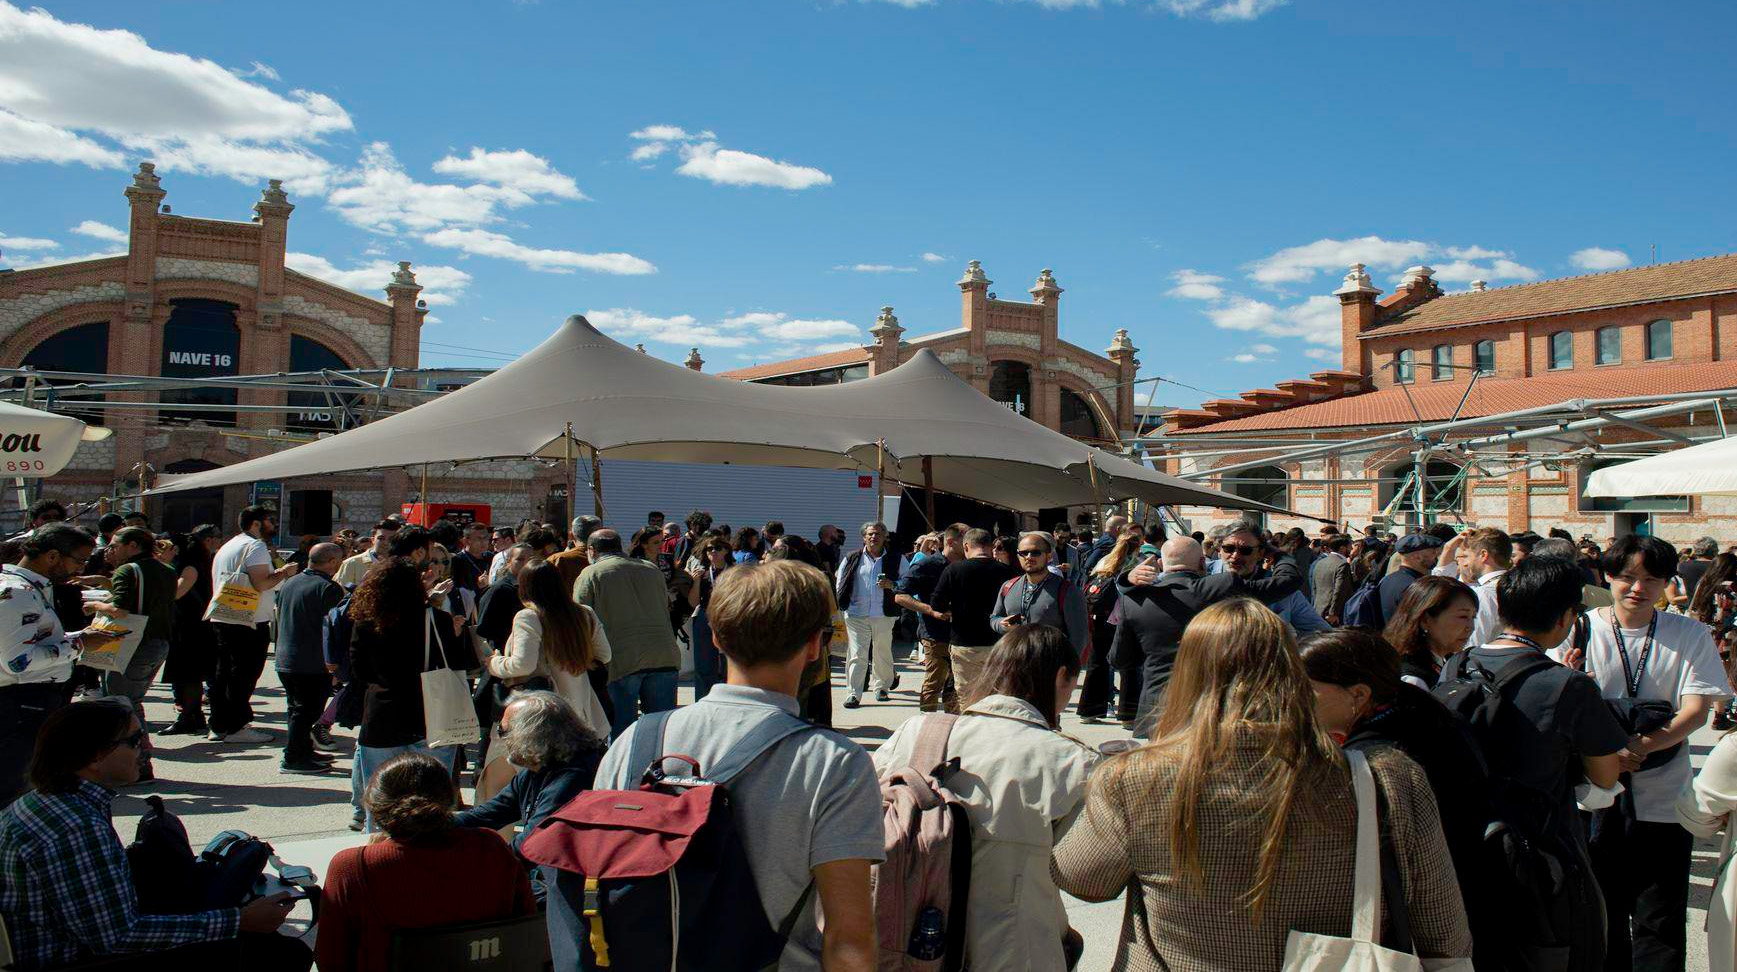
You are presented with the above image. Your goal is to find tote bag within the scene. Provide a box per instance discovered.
[81,563,148,674]
[421,608,480,749]
[1281,749,1467,972]
[204,570,260,627]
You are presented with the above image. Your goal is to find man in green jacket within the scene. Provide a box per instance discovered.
[573,529,679,739]
[86,527,180,780]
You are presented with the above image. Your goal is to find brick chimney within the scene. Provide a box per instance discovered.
[1333,263,1381,374]
[868,305,904,374]
[958,260,990,358]
[684,347,704,371]
[1384,265,1442,315]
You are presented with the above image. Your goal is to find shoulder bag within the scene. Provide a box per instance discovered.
[80,562,148,674]
[204,567,261,626]
[421,608,481,749]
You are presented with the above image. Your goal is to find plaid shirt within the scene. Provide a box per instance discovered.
[0,779,238,970]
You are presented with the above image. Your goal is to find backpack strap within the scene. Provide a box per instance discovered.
[707,708,815,785]
[909,713,960,777]
[628,709,678,781]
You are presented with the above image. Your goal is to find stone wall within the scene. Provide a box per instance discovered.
[0,281,125,338]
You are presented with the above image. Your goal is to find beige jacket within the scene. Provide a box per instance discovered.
[1677,731,1737,972]
[488,606,613,736]
[873,695,1099,972]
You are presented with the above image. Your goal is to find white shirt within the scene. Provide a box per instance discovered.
[1467,569,1507,647]
[0,564,75,686]
[334,549,379,589]
[210,533,276,625]
[836,549,887,619]
[1560,608,1732,823]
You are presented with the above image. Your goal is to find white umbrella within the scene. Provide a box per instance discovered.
[1583,436,1737,497]
[0,400,112,478]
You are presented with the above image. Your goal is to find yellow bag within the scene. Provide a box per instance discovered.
[204,571,260,626]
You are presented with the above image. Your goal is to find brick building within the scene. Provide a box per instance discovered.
[0,163,569,535]
[1161,255,1737,542]
[718,261,1142,443]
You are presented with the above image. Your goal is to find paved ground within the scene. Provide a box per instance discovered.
[110,642,1723,970]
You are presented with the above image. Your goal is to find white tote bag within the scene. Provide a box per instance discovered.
[80,563,147,674]
[1282,750,1433,972]
[421,608,480,749]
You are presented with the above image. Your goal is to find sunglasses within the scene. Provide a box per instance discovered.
[1219,543,1258,556]
[1016,549,1047,558]
[113,728,145,750]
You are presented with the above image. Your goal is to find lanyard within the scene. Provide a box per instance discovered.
[1493,632,1549,652]
[1608,609,1659,699]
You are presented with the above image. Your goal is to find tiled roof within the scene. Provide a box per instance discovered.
[718,347,871,380]
[1170,359,1737,435]
[1369,252,1737,337]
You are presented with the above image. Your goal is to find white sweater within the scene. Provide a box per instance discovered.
[488,606,613,736]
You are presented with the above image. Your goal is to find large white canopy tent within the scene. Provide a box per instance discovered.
[145,315,1289,519]
[1584,435,1737,498]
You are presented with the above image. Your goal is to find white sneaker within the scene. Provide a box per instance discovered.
[212,726,274,744]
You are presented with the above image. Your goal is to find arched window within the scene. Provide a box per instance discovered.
[1224,465,1287,519]
[1596,326,1621,365]
[20,321,110,426]
[160,299,240,426]
[1394,349,1414,383]
[1431,344,1452,380]
[1548,331,1573,370]
[1473,340,1495,375]
[286,336,354,433]
[1058,389,1104,440]
[1646,320,1673,361]
[988,361,1032,418]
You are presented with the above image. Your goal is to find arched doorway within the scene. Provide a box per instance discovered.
[20,321,110,425]
[160,299,240,426]
[1224,465,1288,526]
[156,459,225,534]
[988,361,1032,418]
[1059,388,1105,440]
[286,335,355,433]
[1380,459,1465,525]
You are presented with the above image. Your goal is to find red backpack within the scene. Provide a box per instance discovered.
[873,713,973,971]
[520,708,818,972]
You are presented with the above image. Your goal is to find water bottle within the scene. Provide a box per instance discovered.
[907,905,947,960]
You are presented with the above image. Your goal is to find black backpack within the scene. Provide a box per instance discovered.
[1433,650,1583,971]
[1340,574,1384,630]
[127,798,311,916]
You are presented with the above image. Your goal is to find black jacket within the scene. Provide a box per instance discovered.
[835,547,902,616]
[1114,555,1303,715]
[454,751,603,899]
[475,578,522,652]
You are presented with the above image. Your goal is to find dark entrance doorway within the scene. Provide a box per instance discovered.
[157,459,224,534]
[287,489,334,538]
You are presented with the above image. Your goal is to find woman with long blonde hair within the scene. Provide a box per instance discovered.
[1052,598,1470,972]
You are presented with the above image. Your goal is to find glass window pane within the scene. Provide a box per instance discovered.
[1395,350,1413,383]
[1647,321,1672,360]
[160,299,239,426]
[21,321,110,426]
[1432,345,1451,379]
[1474,341,1495,375]
[1549,332,1572,370]
[1596,327,1621,365]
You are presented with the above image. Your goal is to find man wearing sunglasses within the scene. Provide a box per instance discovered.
[0,699,310,971]
[989,532,1088,658]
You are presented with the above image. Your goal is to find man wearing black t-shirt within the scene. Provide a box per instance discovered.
[1459,556,1627,970]
[929,528,1018,702]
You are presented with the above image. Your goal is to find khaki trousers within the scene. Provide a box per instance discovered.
[919,638,958,713]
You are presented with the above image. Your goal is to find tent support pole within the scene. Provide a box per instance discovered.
[1086,453,1104,531]
[420,462,430,522]
[590,445,603,519]
[876,439,886,520]
[563,424,575,527]
[922,457,936,531]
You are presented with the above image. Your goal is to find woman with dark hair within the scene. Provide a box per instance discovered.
[317,751,534,972]
[1382,575,1478,689]
[1085,531,1143,725]
[766,535,834,724]
[992,535,1018,567]
[1689,551,1737,629]
[874,624,1097,971]
[1299,627,1498,968]
[1054,599,1470,971]
[628,527,662,563]
[162,524,222,736]
[685,538,734,703]
[349,560,473,825]
[731,526,761,565]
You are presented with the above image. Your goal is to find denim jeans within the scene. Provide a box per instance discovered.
[606,669,678,740]
[691,611,724,702]
[103,636,171,768]
[353,740,460,831]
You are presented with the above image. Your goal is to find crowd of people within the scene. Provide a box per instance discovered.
[5,495,1737,972]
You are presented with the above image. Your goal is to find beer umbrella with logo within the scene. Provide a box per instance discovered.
[0,401,111,477]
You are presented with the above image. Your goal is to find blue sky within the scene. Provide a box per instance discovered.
[2,0,1734,409]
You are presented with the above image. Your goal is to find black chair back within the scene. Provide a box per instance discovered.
[389,911,551,972]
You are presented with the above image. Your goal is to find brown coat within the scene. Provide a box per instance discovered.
[1051,735,1471,972]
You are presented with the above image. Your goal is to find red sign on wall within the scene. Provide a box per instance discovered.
[858,475,874,489]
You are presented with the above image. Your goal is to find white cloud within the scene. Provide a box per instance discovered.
[431,148,585,201]
[1571,247,1631,271]
[1303,348,1339,362]
[1444,245,1507,261]
[285,252,473,306]
[0,2,350,186]
[1249,343,1278,354]
[630,125,699,142]
[587,308,753,348]
[810,341,868,353]
[724,312,859,342]
[1245,236,1434,287]
[0,232,58,251]
[921,252,949,264]
[630,142,669,162]
[238,61,279,81]
[327,142,519,232]
[70,220,126,244]
[677,141,832,190]
[1166,268,1226,300]
[833,263,915,273]
[1229,353,1261,363]
[423,227,656,275]
[1,247,122,270]
[1430,257,1539,285]
[1206,294,1342,346]
[1155,0,1286,19]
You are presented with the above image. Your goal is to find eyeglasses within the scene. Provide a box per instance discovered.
[1016,549,1047,558]
[113,728,145,750]
[1219,543,1258,556]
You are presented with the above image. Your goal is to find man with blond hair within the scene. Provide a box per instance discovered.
[590,561,880,972]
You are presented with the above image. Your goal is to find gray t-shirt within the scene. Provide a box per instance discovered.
[595,685,884,970]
